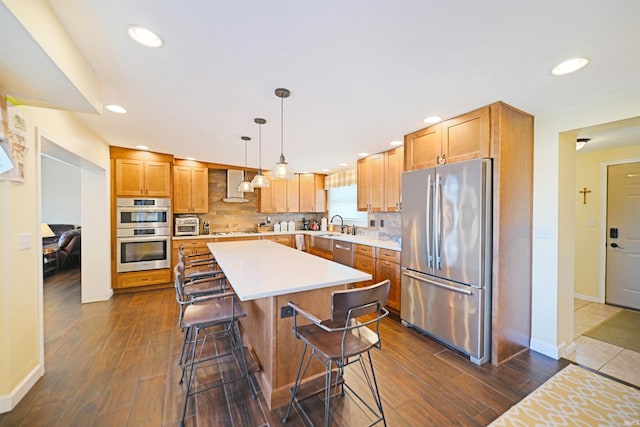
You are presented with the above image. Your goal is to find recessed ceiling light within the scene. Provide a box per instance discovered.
[339,163,348,167]
[128,26,163,48]
[423,116,441,124]
[358,152,369,157]
[105,104,127,114]
[136,145,149,150]
[322,168,330,172]
[389,140,403,146]
[185,157,196,161]
[302,170,309,173]
[551,57,589,76]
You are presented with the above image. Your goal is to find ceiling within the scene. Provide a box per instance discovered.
[2,0,640,172]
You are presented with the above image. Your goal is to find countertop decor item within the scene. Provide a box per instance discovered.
[251,118,270,188]
[237,136,254,192]
[271,88,294,180]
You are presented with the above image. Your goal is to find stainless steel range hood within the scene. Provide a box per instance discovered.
[222,169,249,203]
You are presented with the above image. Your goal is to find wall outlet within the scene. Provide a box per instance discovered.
[280,305,293,318]
[380,219,384,227]
[369,219,375,227]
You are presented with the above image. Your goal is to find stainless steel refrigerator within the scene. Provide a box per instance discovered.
[401,158,492,364]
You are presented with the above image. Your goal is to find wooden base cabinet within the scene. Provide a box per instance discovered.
[375,248,401,313]
[354,244,376,288]
[114,269,171,290]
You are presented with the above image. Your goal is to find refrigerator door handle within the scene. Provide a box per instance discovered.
[434,172,442,270]
[402,271,473,296]
[426,174,433,267]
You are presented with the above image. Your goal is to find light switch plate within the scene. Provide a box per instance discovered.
[18,233,32,250]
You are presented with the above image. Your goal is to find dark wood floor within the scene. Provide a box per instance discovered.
[0,267,569,426]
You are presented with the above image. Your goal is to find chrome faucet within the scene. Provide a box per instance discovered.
[330,214,345,233]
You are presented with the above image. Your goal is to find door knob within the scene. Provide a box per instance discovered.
[611,243,624,249]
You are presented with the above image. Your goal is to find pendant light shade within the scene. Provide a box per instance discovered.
[271,88,294,180]
[238,136,254,192]
[251,118,270,188]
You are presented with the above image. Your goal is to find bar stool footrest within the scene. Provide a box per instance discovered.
[289,370,344,402]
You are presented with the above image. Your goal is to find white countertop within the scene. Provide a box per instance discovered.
[207,240,372,301]
[176,230,400,251]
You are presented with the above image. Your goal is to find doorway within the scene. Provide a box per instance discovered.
[605,162,640,310]
[38,130,112,303]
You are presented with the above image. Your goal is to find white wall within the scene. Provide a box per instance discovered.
[531,86,640,360]
[0,106,110,412]
[41,155,81,225]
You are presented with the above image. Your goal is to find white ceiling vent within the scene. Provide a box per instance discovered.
[223,169,249,203]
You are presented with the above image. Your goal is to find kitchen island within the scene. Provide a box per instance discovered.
[207,239,372,409]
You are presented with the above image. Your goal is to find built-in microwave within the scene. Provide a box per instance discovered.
[116,227,171,273]
[116,198,171,229]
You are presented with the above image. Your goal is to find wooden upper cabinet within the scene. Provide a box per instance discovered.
[384,146,403,211]
[404,106,490,170]
[286,175,299,212]
[173,164,208,213]
[404,125,442,170]
[115,158,171,197]
[260,172,291,213]
[441,106,490,165]
[357,153,384,211]
[299,173,326,213]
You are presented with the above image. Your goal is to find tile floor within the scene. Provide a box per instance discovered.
[565,298,640,387]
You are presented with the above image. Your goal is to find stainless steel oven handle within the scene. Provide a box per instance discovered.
[116,235,170,243]
[402,271,472,295]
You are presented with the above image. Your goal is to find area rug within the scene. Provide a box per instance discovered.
[583,309,640,353]
[489,364,640,426]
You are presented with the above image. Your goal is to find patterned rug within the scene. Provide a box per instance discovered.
[490,364,640,426]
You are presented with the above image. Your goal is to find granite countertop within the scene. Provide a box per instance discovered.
[207,240,372,301]
[174,230,401,251]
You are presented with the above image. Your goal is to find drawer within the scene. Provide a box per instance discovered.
[376,247,400,264]
[354,254,375,273]
[355,244,374,257]
[115,268,171,289]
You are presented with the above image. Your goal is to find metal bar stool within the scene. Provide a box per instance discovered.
[283,280,390,427]
[173,268,256,427]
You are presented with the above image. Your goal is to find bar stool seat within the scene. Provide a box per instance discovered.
[174,267,256,427]
[283,279,390,427]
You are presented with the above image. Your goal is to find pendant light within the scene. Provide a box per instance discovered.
[271,88,294,180]
[237,136,254,192]
[251,118,270,188]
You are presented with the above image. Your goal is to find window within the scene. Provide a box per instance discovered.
[327,185,368,227]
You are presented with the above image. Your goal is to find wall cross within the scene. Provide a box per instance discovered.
[579,187,591,205]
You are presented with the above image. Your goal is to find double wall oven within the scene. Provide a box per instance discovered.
[116,198,171,273]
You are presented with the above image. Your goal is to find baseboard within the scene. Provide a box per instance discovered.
[561,341,577,358]
[530,338,560,360]
[0,363,43,414]
[574,293,600,303]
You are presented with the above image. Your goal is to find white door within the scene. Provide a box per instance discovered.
[606,162,640,309]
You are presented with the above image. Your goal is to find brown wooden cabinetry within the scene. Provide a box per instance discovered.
[113,268,171,290]
[384,146,403,212]
[299,174,326,213]
[173,162,208,213]
[375,248,401,313]
[171,238,213,272]
[357,153,384,211]
[354,244,375,288]
[114,158,171,197]
[404,106,490,170]
[261,173,326,213]
[262,234,293,247]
